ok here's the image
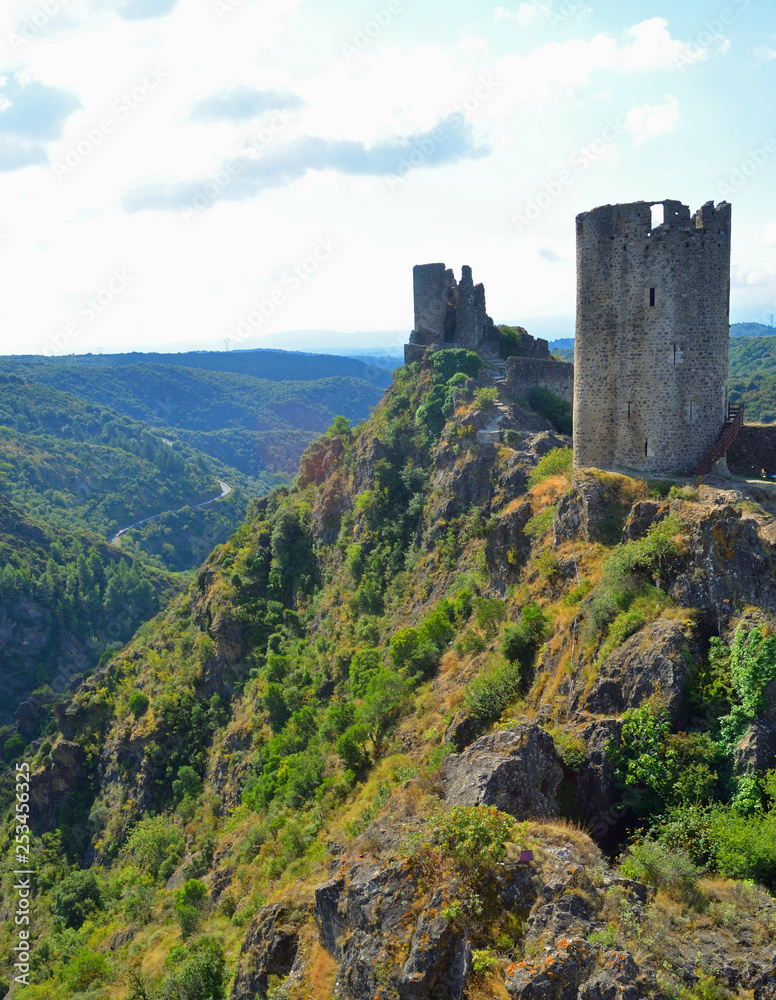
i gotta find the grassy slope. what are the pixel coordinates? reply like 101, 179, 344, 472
2, 353, 775, 998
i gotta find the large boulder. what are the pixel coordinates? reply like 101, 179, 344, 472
440, 723, 562, 819
735, 721, 776, 775
582, 619, 697, 724
230, 903, 302, 1000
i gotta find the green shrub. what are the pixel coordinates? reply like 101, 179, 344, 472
64, 949, 111, 991
50, 869, 103, 929
463, 658, 524, 728
124, 815, 185, 882
429, 348, 483, 383
620, 840, 701, 903
528, 386, 572, 435
473, 387, 499, 410
498, 325, 525, 359
729, 624, 776, 716
336, 723, 371, 772
128, 690, 149, 718
172, 765, 203, 802
527, 447, 572, 487
349, 647, 382, 697
709, 807, 776, 887
524, 507, 554, 539
501, 601, 549, 665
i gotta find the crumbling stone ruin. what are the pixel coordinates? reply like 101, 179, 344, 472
573, 200, 733, 476
404, 264, 574, 405
404, 263, 499, 363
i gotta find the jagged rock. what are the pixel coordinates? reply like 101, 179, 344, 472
524, 891, 595, 944
485, 500, 533, 587
353, 436, 388, 494
529, 430, 569, 457
622, 500, 669, 541
735, 720, 776, 775
574, 720, 626, 847
581, 619, 697, 723
670, 503, 776, 627
505, 938, 599, 999
440, 723, 562, 819
396, 889, 471, 999
230, 903, 303, 1000
28, 740, 87, 831
506, 942, 645, 1000
428, 444, 494, 524
314, 855, 472, 1000
312, 474, 353, 544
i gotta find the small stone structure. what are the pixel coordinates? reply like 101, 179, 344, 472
573, 199, 732, 476
404, 263, 500, 363
404, 264, 575, 405
505, 354, 574, 403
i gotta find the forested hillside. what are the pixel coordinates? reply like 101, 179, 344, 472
0, 360, 385, 478
3, 348, 775, 1000
729, 336, 776, 423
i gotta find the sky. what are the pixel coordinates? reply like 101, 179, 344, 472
0, 0, 774, 356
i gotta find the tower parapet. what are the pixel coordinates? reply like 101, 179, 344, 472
573, 199, 732, 475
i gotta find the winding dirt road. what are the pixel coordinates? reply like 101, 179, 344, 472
110, 480, 232, 545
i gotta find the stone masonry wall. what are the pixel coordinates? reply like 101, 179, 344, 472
728, 424, 776, 478
505, 356, 574, 403
573, 200, 732, 476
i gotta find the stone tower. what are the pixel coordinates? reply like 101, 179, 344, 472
573, 199, 732, 475
404, 264, 497, 363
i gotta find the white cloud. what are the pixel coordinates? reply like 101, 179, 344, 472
755, 46, 776, 62
495, 2, 551, 26
624, 95, 679, 146
491, 18, 710, 116
495, 1, 590, 27
762, 223, 776, 247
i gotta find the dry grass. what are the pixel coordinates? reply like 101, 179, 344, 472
524, 818, 602, 867
308, 941, 338, 999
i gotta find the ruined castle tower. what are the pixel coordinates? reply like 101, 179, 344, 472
573, 200, 732, 475
404, 264, 497, 363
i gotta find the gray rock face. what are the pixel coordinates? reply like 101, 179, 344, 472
441, 723, 562, 819
485, 500, 533, 587
735, 720, 776, 775
29, 740, 87, 832
230, 903, 302, 1000
582, 619, 697, 723
313, 857, 471, 1000
574, 720, 625, 845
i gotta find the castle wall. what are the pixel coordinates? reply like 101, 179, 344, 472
405, 263, 496, 362
727, 425, 776, 478
573, 200, 731, 475
505, 356, 574, 403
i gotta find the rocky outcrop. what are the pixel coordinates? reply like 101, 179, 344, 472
28, 740, 87, 831
485, 500, 533, 588
230, 903, 303, 1000
670, 500, 776, 627
735, 720, 776, 775
573, 719, 626, 847
312, 855, 472, 1000
581, 619, 697, 724
441, 723, 562, 819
